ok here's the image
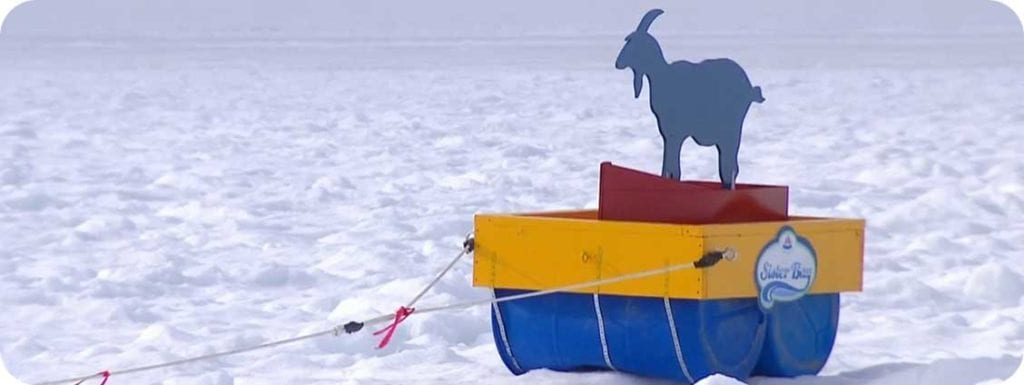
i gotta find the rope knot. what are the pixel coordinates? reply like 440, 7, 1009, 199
373, 306, 415, 349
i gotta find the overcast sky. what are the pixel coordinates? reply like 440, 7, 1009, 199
2, 0, 1022, 39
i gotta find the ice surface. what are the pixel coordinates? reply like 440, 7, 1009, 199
1, 17, 1024, 385
3, 0, 1023, 39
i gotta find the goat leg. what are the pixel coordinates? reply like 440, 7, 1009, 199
660, 134, 684, 180
716, 142, 740, 190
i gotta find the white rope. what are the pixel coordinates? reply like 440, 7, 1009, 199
593, 294, 616, 371
31, 312, 399, 385
664, 297, 695, 383
412, 260, 700, 316
490, 290, 523, 373
30, 242, 718, 385
405, 241, 472, 308
32, 242, 474, 385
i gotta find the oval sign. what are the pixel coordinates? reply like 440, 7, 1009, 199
755, 226, 818, 310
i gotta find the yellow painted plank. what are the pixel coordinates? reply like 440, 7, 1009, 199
474, 214, 706, 298
473, 212, 864, 300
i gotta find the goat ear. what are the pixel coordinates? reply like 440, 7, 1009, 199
632, 69, 643, 98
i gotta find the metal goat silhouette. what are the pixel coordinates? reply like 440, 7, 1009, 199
616, 9, 764, 190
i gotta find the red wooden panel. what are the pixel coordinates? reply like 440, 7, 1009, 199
598, 162, 789, 224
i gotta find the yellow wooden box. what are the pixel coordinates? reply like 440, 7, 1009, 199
473, 210, 864, 300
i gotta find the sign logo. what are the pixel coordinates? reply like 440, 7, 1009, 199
755, 226, 817, 310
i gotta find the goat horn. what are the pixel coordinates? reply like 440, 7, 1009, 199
635, 9, 664, 33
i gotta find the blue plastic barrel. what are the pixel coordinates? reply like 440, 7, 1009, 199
491, 289, 766, 383
753, 293, 840, 377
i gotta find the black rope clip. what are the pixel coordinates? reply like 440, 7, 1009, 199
342, 321, 364, 334
694, 251, 725, 268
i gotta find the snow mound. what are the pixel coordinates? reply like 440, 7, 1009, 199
697, 374, 748, 385
965, 263, 1024, 306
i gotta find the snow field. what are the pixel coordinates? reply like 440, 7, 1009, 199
1, 50, 1023, 384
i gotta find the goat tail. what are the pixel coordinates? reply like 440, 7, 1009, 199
751, 86, 766, 103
